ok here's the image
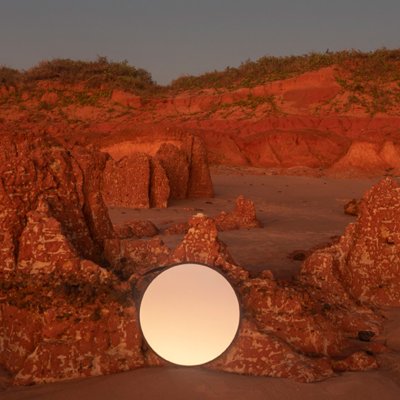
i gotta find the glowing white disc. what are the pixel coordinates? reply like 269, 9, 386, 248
139, 263, 240, 366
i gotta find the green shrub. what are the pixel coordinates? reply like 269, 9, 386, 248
0, 66, 22, 86
24, 56, 158, 94
170, 49, 400, 92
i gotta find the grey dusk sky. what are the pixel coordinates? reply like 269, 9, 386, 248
1, 0, 399, 84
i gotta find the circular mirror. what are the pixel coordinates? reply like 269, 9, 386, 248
139, 263, 240, 366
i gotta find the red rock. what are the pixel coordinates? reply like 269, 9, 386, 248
111, 89, 142, 108
120, 237, 171, 275
344, 198, 360, 216
301, 177, 400, 307
0, 132, 144, 385
17, 198, 83, 277
184, 135, 214, 198
113, 223, 136, 239
156, 143, 189, 199
113, 220, 158, 239
13, 304, 143, 385
340, 178, 400, 305
0, 133, 115, 272
214, 195, 262, 231
0, 132, 394, 386
379, 140, 400, 169
0, 305, 42, 374
163, 222, 189, 235
208, 319, 334, 383
169, 213, 249, 284
329, 142, 389, 176
100, 131, 213, 201
240, 277, 350, 357
331, 351, 378, 372
102, 153, 150, 208
64, 144, 116, 261
299, 249, 383, 336
127, 220, 159, 238
149, 158, 170, 208
102, 153, 170, 209
40, 91, 58, 106
143, 348, 168, 367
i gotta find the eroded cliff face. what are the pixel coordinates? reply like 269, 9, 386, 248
2, 64, 400, 177
101, 134, 213, 209
0, 133, 143, 385
0, 132, 398, 385
0, 132, 114, 271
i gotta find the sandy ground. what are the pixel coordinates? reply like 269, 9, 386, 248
3, 171, 400, 399
110, 169, 381, 279
3, 367, 400, 400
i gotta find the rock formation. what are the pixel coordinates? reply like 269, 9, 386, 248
0, 133, 114, 271
0, 133, 143, 385
302, 177, 400, 306
0, 136, 397, 385
169, 214, 250, 284
214, 195, 262, 231
163, 222, 189, 235
102, 137, 213, 209
155, 143, 189, 199
183, 135, 215, 198
113, 220, 159, 239
344, 198, 361, 216
329, 141, 400, 177
149, 158, 170, 208
102, 151, 179, 209
149, 213, 382, 382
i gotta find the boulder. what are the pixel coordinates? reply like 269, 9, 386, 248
214, 195, 262, 231
11, 303, 143, 386
208, 319, 334, 383
119, 237, 171, 275
344, 198, 360, 216
163, 222, 189, 235
169, 213, 249, 284
301, 177, 400, 306
156, 143, 189, 199
113, 220, 159, 239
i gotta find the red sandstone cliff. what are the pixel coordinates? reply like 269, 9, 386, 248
1, 59, 400, 177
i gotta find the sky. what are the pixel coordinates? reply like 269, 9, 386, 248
1, 0, 400, 84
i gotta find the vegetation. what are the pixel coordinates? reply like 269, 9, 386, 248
170, 48, 400, 92
335, 49, 400, 114
169, 48, 400, 114
0, 66, 22, 87
1, 57, 158, 94
1, 49, 400, 114
218, 94, 280, 115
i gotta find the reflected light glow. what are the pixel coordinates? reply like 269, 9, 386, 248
139, 263, 240, 366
